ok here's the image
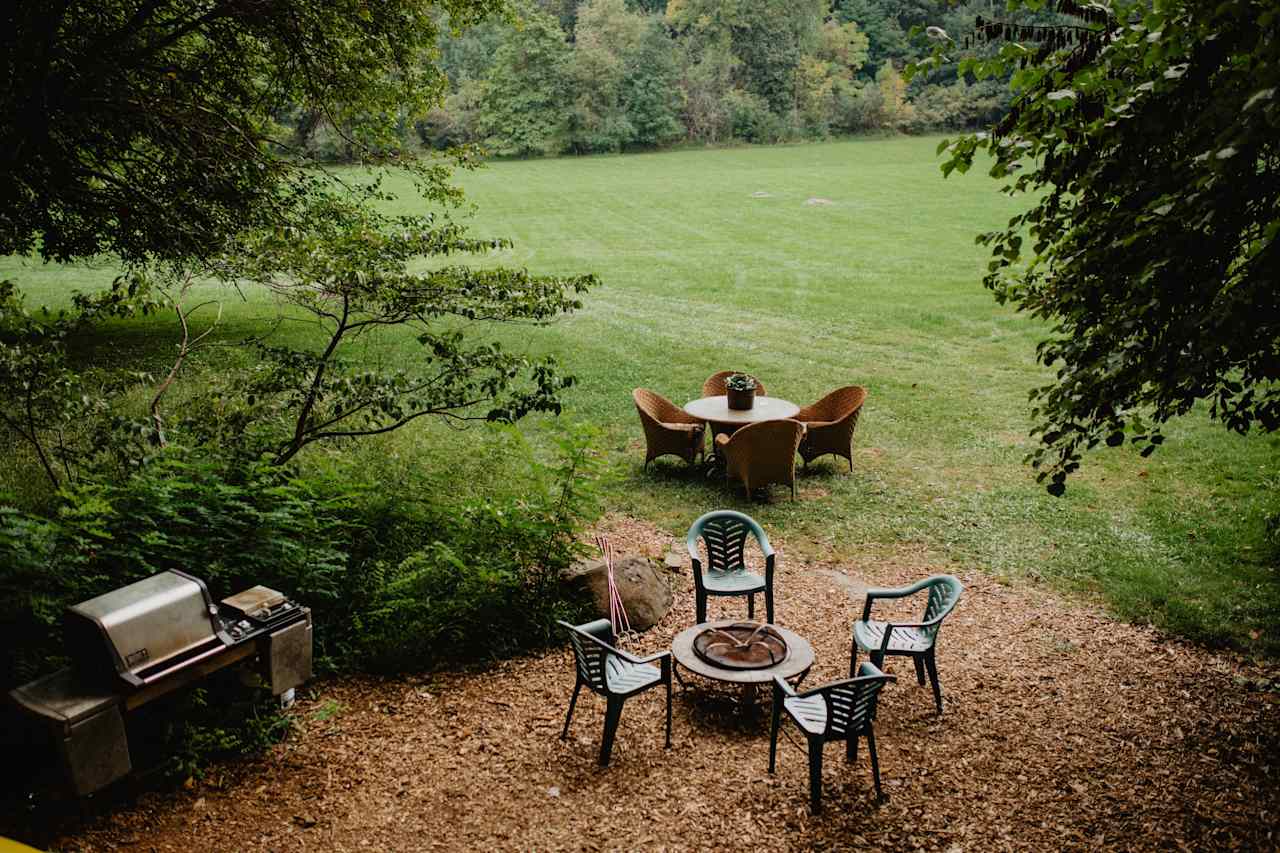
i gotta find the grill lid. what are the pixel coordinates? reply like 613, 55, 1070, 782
65, 570, 227, 688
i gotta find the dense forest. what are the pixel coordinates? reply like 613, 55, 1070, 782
289, 0, 1051, 159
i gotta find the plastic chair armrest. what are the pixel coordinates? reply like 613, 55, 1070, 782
865, 585, 918, 600
621, 649, 672, 666
793, 668, 897, 700
861, 580, 931, 620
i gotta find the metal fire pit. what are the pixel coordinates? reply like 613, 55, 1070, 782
692, 621, 788, 670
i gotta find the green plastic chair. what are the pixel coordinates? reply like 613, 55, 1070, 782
850, 574, 963, 714
558, 619, 672, 766
769, 662, 896, 813
686, 510, 775, 624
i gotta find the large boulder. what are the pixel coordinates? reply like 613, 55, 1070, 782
560, 554, 673, 632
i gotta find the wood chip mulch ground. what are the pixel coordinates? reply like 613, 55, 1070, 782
14, 516, 1280, 851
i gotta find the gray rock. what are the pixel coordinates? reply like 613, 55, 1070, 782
561, 554, 673, 632
663, 550, 684, 571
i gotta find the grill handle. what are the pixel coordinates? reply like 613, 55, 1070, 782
136, 641, 229, 685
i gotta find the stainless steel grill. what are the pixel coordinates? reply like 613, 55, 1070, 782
9, 570, 312, 795
65, 570, 227, 688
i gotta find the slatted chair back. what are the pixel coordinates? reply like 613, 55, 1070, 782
920, 575, 963, 641
702, 371, 768, 398
690, 510, 765, 573
686, 510, 776, 623
557, 618, 673, 765
769, 662, 897, 811
562, 619, 615, 694
821, 663, 893, 739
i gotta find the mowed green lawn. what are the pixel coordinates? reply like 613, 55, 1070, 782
4, 136, 1277, 655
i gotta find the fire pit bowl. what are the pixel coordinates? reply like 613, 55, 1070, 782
692, 621, 788, 670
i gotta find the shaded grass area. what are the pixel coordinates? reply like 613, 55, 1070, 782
2, 136, 1277, 655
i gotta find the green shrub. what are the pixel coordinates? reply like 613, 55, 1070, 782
0, 423, 600, 779
724, 89, 785, 144
361, 424, 599, 670
2, 429, 600, 683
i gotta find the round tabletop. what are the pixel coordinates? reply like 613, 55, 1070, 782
671, 620, 815, 685
684, 395, 800, 425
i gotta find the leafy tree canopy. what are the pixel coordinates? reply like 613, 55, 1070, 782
917, 0, 1280, 493
0, 0, 503, 264
0, 0, 596, 481
479, 2, 574, 156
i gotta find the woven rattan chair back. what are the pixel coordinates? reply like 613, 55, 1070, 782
716, 418, 805, 499
702, 371, 768, 398
796, 385, 867, 471
633, 388, 705, 470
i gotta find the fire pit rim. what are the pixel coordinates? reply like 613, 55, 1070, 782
690, 620, 790, 671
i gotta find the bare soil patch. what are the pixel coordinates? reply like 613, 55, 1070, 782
13, 517, 1280, 851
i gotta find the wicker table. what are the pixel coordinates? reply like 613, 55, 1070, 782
671, 620, 814, 692
684, 395, 801, 476
683, 394, 800, 427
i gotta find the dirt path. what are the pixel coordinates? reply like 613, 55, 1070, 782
14, 518, 1280, 851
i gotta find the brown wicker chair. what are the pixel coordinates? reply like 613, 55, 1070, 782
633, 388, 706, 470
701, 371, 768, 398
796, 386, 867, 472
715, 419, 805, 500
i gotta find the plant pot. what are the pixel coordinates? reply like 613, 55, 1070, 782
726, 387, 755, 410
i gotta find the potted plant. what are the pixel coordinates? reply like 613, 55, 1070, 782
725, 373, 757, 410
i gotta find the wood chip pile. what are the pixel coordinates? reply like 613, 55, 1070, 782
12, 517, 1280, 851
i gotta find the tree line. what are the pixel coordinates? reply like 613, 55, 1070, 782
289, 0, 1040, 160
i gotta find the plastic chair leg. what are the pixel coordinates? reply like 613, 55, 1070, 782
561, 681, 582, 740
867, 727, 884, 803
808, 736, 824, 814
765, 586, 774, 624
696, 590, 707, 624
747, 593, 755, 620
599, 696, 624, 766
925, 650, 943, 714
664, 674, 673, 748
768, 692, 782, 773
913, 657, 926, 686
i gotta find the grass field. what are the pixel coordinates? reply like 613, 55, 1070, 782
3, 135, 1277, 655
